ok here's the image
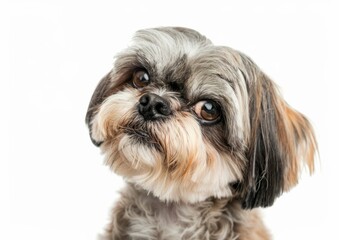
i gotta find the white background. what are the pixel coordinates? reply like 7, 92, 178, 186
1, 0, 338, 239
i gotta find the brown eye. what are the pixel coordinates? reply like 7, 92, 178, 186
193, 100, 221, 123
132, 70, 150, 88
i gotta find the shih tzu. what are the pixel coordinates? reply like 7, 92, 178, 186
86, 27, 317, 240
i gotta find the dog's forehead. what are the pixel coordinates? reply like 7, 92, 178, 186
131, 28, 211, 73
188, 48, 242, 86
129, 28, 246, 97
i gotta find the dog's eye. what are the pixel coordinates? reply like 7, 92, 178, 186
193, 100, 221, 123
132, 70, 150, 88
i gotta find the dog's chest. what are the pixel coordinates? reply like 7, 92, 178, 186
125, 196, 238, 240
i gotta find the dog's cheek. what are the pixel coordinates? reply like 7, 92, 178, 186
154, 112, 244, 182
191, 141, 244, 196
90, 88, 139, 143
155, 114, 243, 201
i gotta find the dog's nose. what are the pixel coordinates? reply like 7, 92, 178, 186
138, 93, 171, 120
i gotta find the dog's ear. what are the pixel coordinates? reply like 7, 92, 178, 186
85, 72, 113, 146
240, 60, 317, 209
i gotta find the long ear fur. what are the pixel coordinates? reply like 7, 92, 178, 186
241, 61, 317, 209
85, 72, 113, 146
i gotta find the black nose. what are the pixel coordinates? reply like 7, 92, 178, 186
138, 93, 171, 120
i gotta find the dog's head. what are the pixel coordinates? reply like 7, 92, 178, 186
86, 27, 317, 208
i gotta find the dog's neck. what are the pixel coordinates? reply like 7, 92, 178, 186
102, 183, 270, 240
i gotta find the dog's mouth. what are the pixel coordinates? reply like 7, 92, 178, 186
124, 128, 150, 139
123, 127, 164, 152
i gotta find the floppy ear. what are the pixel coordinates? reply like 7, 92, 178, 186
85, 72, 113, 146
241, 67, 317, 209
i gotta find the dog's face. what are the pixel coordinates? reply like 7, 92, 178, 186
86, 27, 317, 208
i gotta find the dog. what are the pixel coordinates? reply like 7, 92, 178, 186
86, 27, 317, 240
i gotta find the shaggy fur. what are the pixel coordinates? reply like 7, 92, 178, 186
86, 27, 317, 239
100, 184, 270, 240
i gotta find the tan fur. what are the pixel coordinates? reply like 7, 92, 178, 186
86, 27, 317, 239
282, 104, 316, 189
235, 210, 271, 240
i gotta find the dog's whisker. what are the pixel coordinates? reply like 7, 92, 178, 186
86, 27, 317, 239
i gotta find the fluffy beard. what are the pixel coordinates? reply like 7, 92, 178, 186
91, 87, 245, 203
86, 27, 317, 209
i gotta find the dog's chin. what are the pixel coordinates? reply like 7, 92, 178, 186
99, 125, 243, 204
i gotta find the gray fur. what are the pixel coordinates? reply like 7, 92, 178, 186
86, 27, 316, 240
99, 184, 264, 240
